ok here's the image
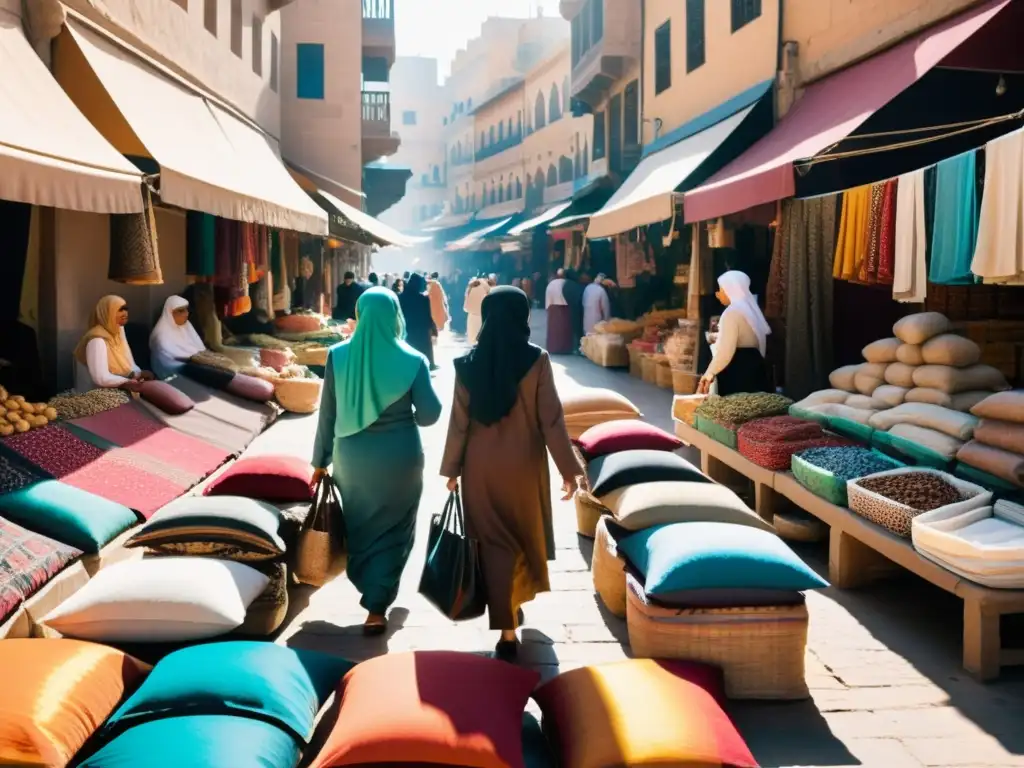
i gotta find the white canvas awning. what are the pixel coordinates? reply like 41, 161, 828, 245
0, 11, 142, 213
314, 189, 421, 248
508, 201, 572, 236
65, 18, 327, 235
586, 104, 756, 239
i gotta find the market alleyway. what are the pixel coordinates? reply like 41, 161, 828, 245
249, 311, 1024, 768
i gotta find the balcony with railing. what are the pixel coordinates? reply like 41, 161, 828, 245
569, 0, 641, 110
362, 0, 396, 67
475, 131, 523, 163
361, 91, 400, 161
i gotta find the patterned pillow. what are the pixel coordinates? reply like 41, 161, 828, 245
0, 450, 43, 496
0, 516, 82, 625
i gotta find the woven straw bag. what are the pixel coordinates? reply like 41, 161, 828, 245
625, 574, 810, 700
575, 491, 606, 538
274, 378, 322, 414
592, 517, 626, 618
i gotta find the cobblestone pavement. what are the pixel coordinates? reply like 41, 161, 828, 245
250, 313, 1024, 768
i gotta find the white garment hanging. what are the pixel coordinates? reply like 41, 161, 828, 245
893, 169, 928, 303
972, 127, 1024, 285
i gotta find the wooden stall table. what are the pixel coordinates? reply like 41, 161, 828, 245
673, 419, 781, 523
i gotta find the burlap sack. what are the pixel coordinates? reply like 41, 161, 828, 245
921, 334, 982, 368
872, 385, 909, 408
970, 391, 1024, 424
912, 364, 1009, 395
829, 364, 862, 392
893, 312, 950, 345
863, 338, 900, 364
854, 363, 887, 395
896, 344, 925, 366
884, 362, 917, 388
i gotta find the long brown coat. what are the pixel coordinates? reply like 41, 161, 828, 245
441, 352, 582, 630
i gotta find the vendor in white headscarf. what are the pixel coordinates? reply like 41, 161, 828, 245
698, 271, 771, 396
149, 295, 206, 379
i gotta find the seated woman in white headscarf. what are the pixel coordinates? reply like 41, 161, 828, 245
698, 271, 772, 396
149, 295, 207, 379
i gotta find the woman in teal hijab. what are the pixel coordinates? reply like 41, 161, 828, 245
312, 287, 442, 634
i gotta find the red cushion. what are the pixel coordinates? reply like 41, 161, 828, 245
225, 373, 276, 403
204, 455, 314, 502
308, 651, 539, 768
576, 419, 683, 459
138, 381, 194, 415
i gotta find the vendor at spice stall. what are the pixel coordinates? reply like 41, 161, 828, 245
73, 295, 154, 392
697, 271, 771, 396
149, 295, 207, 379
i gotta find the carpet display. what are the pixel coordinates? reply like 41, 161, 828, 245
61, 452, 188, 520
3, 424, 106, 479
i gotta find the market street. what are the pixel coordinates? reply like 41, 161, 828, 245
242, 316, 1024, 768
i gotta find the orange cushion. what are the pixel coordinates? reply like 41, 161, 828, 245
534, 659, 757, 768
308, 651, 539, 768
0, 639, 150, 768
561, 387, 640, 417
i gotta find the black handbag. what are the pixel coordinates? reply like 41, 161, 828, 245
418, 488, 487, 621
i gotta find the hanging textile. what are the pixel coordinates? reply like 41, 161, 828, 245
109, 185, 162, 285
972, 128, 1024, 285
832, 185, 872, 281
857, 183, 886, 284
928, 150, 978, 286
785, 194, 839, 400
876, 179, 897, 285
186, 212, 216, 278
893, 169, 928, 303
765, 207, 790, 320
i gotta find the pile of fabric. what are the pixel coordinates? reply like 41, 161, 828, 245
953, 391, 1024, 496
572, 418, 826, 700
0, 639, 764, 768
694, 392, 793, 449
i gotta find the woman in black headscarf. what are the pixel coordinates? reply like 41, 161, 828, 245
440, 287, 584, 661
398, 272, 436, 368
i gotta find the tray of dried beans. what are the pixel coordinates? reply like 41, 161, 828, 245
737, 416, 854, 471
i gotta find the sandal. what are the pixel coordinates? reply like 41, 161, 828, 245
363, 615, 387, 637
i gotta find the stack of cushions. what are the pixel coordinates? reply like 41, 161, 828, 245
616, 521, 827, 699
0, 639, 150, 768
0, 480, 138, 554
868, 402, 980, 470
307, 651, 539, 768
736, 415, 852, 470
560, 388, 641, 440
124, 496, 290, 635
534, 659, 757, 768
572, 422, 684, 538
953, 391, 1024, 495
846, 467, 992, 539
1, 517, 82, 631
693, 393, 793, 449
820, 313, 1009, 441
76, 641, 352, 767
912, 499, 1024, 588
791, 446, 904, 506
39, 557, 269, 642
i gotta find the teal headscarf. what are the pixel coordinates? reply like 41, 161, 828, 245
330, 287, 425, 438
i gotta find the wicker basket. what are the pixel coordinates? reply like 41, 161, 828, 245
628, 346, 644, 378
294, 346, 329, 367
626, 575, 809, 700
847, 467, 991, 539
236, 563, 289, 636
592, 517, 627, 618
641, 355, 658, 384
772, 509, 828, 543
791, 451, 903, 506
274, 378, 322, 414
655, 361, 674, 390
575, 491, 607, 538
671, 367, 699, 395
695, 414, 738, 449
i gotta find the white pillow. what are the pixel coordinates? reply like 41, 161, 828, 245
41, 558, 269, 642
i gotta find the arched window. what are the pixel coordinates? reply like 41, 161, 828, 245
559, 155, 573, 183
498, 184, 505, 203
535, 168, 545, 188
583, 139, 590, 176
515, 178, 523, 198
547, 164, 558, 186
563, 76, 571, 112
479, 131, 485, 148
534, 92, 546, 130
490, 185, 496, 205
508, 117, 514, 138
506, 180, 513, 200
433, 165, 441, 182
489, 126, 495, 144
549, 84, 562, 122
499, 122, 505, 141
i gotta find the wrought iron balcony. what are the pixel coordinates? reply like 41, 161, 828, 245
474, 132, 524, 163
361, 91, 392, 135
362, 0, 395, 67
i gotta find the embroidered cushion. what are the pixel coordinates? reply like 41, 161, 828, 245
575, 420, 682, 459
0, 481, 137, 554
587, 450, 709, 499
308, 651, 538, 768
0, 517, 81, 625
138, 380, 194, 415
124, 496, 285, 562
0, 639, 149, 768
204, 455, 315, 502
534, 659, 757, 768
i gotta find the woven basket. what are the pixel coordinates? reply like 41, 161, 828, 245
847, 467, 991, 539
641, 355, 658, 384
575, 491, 607, 538
772, 509, 828, 543
592, 517, 627, 618
274, 378, 322, 414
695, 414, 738, 449
294, 346, 329, 367
628, 346, 644, 377
626, 575, 810, 700
655, 361, 674, 390
671, 367, 699, 395
236, 563, 289, 636
791, 451, 903, 506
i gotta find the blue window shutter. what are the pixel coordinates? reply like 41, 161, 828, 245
296, 43, 325, 99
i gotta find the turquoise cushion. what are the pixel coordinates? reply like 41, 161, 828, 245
618, 521, 829, 595
79, 715, 300, 768
0, 480, 137, 553
522, 712, 555, 768
100, 641, 354, 743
